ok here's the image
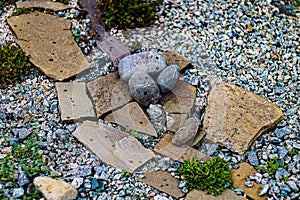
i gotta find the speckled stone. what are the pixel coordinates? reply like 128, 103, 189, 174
128, 71, 160, 106
157, 65, 180, 94
118, 51, 166, 81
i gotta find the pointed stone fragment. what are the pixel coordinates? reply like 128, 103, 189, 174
231, 162, 268, 200
202, 82, 284, 154
185, 189, 247, 200
87, 72, 132, 118
154, 134, 210, 163
104, 102, 157, 137
16, 0, 72, 11
56, 82, 96, 123
162, 50, 191, 71
138, 170, 184, 199
72, 121, 155, 173
7, 12, 90, 81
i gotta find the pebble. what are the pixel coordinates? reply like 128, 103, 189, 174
259, 184, 269, 196
275, 168, 289, 180
247, 151, 259, 166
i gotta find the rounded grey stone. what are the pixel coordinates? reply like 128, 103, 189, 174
128, 71, 160, 106
157, 65, 180, 94
172, 117, 199, 147
118, 51, 166, 81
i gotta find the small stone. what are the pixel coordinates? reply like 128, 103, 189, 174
259, 184, 269, 196
34, 176, 77, 200
244, 179, 254, 188
128, 71, 160, 106
286, 181, 299, 192
280, 183, 291, 193
157, 65, 180, 94
147, 104, 167, 133
275, 168, 289, 180
79, 165, 92, 177
118, 51, 166, 81
278, 147, 288, 159
18, 166, 29, 187
71, 177, 84, 189
12, 128, 30, 140
275, 127, 291, 139
12, 187, 24, 198
247, 151, 259, 166
172, 117, 199, 147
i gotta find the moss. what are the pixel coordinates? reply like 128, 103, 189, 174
10, 7, 54, 17
98, 0, 164, 30
0, 44, 31, 85
256, 156, 286, 175
178, 157, 233, 196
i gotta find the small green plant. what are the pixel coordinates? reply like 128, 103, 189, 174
256, 156, 286, 175
0, 44, 31, 85
178, 157, 233, 196
288, 149, 298, 156
11, 7, 54, 17
98, 0, 163, 30
131, 130, 141, 138
120, 170, 131, 179
282, 176, 289, 182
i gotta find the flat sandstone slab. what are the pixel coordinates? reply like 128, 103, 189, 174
104, 102, 157, 137
162, 50, 191, 71
185, 189, 247, 200
72, 121, 155, 173
17, 0, 72, 11
138, 170, 184, 199
154, 134, 210, 163
56, 82, 96, 123
7, 12, 90, 80
87, 72, 132, 118
202, 82, 284, 154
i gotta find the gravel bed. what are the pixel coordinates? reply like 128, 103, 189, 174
0, 0, 299, 199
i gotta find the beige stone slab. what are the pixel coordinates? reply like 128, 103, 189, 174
87, 72, 132, 118
104, 102, 157, 137
55, 82, 96, 123
72, 121, 155, 173
231, 162, 268, 200
160, 80, 196, 115
16, 0, 72, 11
185, 189, 247, 200
202, 82, 284, 154
7, 12, 90, 81
138, 170, 184, 199
34, 176, 77, 200
154, 134, 210, 163
162, 50, 191, 71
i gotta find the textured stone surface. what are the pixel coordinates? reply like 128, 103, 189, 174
16, 0, 72, 11
231, 162, 268, 200
55, 82, 96, 123
203, 82, 284, 154
185, 189, 247, 200
162, 50, 191, 70
160, 80, 196, 115
33, 176, 77, 200
87, 72, 132, 118
166, 113, 188, 132
154, 134, 210, 163
97, 37, 130, 66
72, 121, 155, 173
7, 12, 90, 81
128, 71, 160, 106
157, 64, 180, 94
137, 170, 184, 199
172, 117, 199, 147
104, 102, 157, 137
147, 104, 167, 133
118, 51, 166, 81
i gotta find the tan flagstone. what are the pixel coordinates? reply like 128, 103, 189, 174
16, 0, 72, 11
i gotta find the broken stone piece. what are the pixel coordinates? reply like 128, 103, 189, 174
104, 102, 157, 137
72, 121, 155, 173
7, 12, 90, 81
154, 134, 210, 163
162, 50, 191, 70
138, 170, 184, 199
33, 176, 77, 200
202, 82, 284, 154
231, 162, 268, 200
118, 51, 166, 81
87, 72, 132, 118
147, 104, 167, 133
128, 71, 160, 106
55, 82, 96, 123
185, 189, 247, 200
172, 117, 199, 147
16, 0, 72, 11
97, 37, 130, 66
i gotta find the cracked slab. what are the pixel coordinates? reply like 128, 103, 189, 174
72, 121, 155, 173
202, 82, 284, 154
104, 102, 157, 137
16, 0, 72, 11
55, 82, 96, 123
7, 12, 90, 80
